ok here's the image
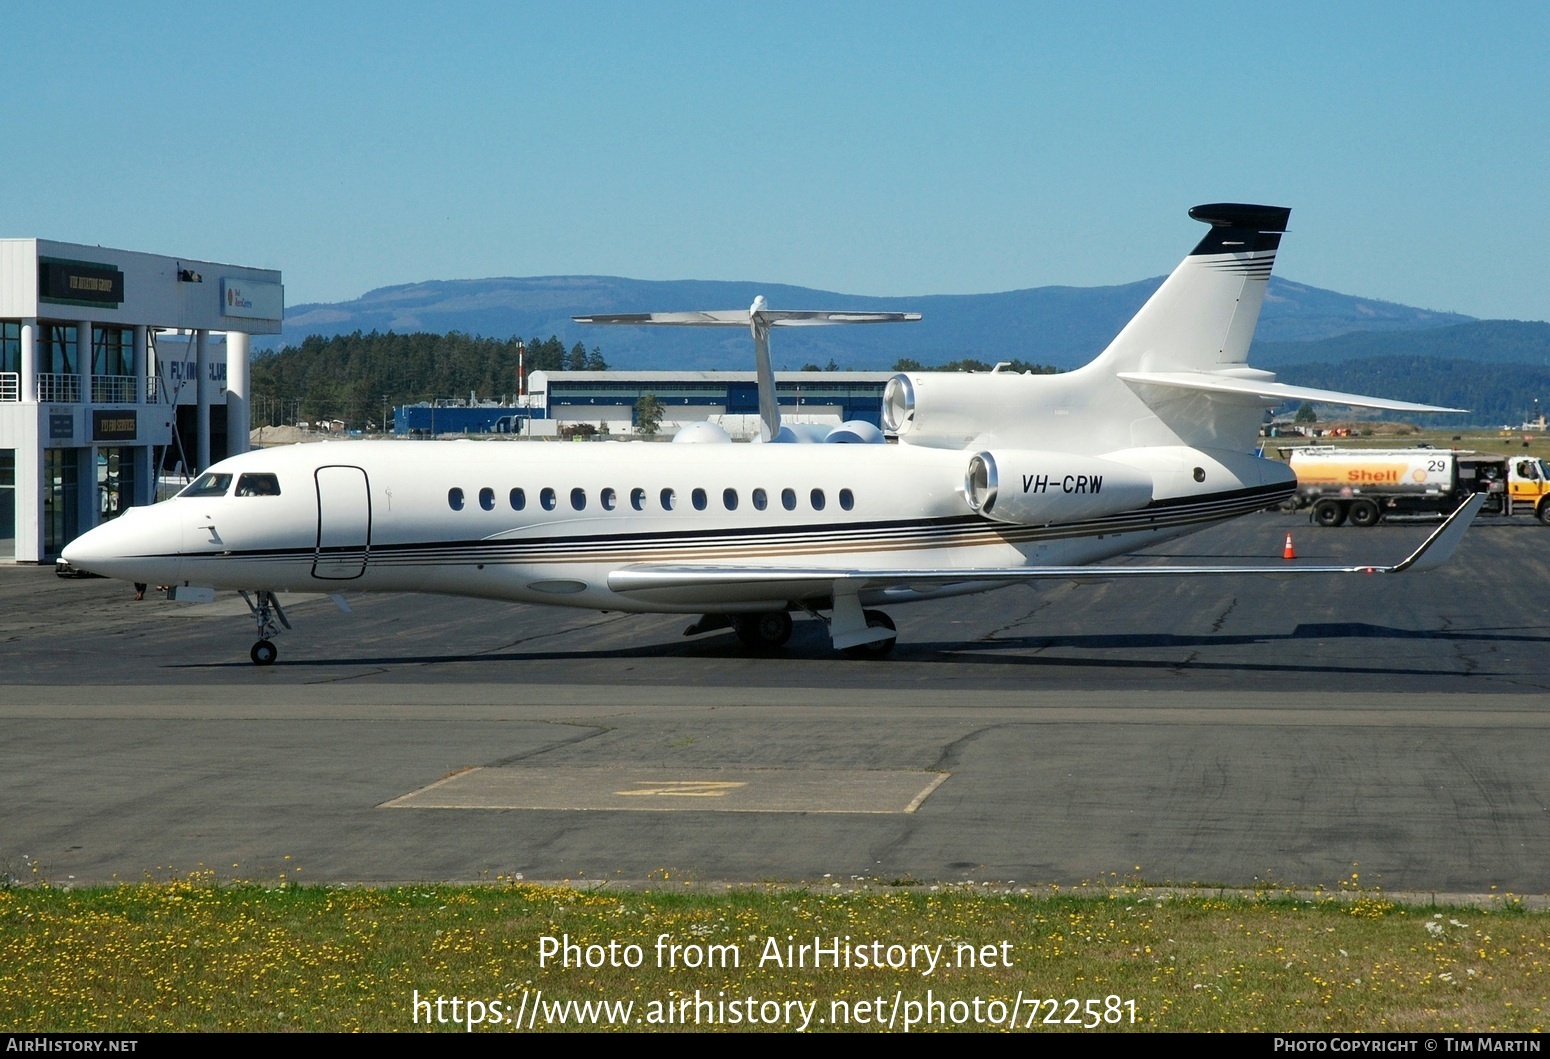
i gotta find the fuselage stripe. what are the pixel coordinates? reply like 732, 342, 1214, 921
175, 482, 1293, 570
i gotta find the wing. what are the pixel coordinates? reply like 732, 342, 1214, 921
607, 493, 1484, 603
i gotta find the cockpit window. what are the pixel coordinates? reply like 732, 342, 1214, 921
236, 473, 281, 497
179, 473, 233, 498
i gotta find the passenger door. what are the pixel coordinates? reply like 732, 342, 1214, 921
313, 465, 371, 579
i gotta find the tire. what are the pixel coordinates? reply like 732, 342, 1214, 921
1348, 499, 1381, 527
1313, 500, 1347, 528
842, 610, 897, 659
250, 640, 278, 666
1538, 500, 1550, 526
732, 611, 793, 649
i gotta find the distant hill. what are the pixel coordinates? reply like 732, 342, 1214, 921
1275, 354, 1550, 427
275, 275, 1475, 371
1255, 320, 1550, 368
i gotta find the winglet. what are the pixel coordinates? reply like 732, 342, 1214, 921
1387, 493, 1486, 573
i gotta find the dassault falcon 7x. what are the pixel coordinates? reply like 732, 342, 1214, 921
62, 204, 1479, 665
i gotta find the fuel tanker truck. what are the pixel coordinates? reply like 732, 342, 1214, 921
1283, 446, 1550, 527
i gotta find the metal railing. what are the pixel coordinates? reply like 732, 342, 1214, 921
36, 373, 81, 403
145, 376, 159, 402
91, 374, 138, 404
0, 372, 17, 402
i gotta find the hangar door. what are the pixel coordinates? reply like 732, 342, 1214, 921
313, 465, 372, 580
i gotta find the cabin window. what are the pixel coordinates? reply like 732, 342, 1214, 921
811, 488, 826, 511
571, 487, 586, 511
752, 488, 767, 511
510, 487, 526, 511
839, 488, 854, 511
660, 487, 676, 511
448, 487, 465, 511
781, 488, 796, 511
180, 473, 233, 498
235, 473, 281, 497
692, 488, 707, 511
601, 487, 617, 511
723, 488, 738, 511
479, 487, 495, 511
540, 487, 557, 511
631, 487, 646, 511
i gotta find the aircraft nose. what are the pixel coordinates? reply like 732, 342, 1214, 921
61, 508, 181, 583
60, 522, 114, 571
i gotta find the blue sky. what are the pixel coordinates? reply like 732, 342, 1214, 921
5, 2, 1546, 320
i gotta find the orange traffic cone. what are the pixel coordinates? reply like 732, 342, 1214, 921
1283, 533, 1296, 560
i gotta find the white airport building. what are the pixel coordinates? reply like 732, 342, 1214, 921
0, 240, 281, 562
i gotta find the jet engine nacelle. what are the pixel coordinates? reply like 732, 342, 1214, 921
885, 372, 1058, 447
964, 449, 1153, 525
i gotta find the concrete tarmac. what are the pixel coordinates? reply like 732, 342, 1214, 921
3, 511, 1548, 893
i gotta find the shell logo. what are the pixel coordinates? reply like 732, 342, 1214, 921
1412, 469, 1427, 482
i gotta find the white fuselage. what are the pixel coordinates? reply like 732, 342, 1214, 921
62, 435, 1293, 614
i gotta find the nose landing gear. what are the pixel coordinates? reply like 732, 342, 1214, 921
239, 590, 291, 666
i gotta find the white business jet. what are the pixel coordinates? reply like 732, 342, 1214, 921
62, 204, 1478, 665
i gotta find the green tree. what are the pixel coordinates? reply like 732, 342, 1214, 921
1295, 402, 1318, 424
634, 392, 664, 439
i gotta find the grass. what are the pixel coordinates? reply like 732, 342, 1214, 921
2, 875, 1546, 1032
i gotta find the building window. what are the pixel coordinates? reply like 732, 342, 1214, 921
99, 447, 137, 519
92, 326, 133, 376
0, 450, 14, 559
43, 449, 78, 556
0, 323, 19, 375
40, 325, 78, 374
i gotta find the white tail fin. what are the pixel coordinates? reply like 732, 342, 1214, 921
1094, 203, 1290, 374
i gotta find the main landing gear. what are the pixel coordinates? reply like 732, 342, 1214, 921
239, 590, 291, 666
841, 610, 897, 659
689, 602, 898, 658
731, 610, 794, 650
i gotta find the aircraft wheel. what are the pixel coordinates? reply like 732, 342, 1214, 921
1313, 500, 1346, 528
732, 611, 793, 649
1348, 499, 1381, 527
250, 640, 278, 666
843, 610, 897, 659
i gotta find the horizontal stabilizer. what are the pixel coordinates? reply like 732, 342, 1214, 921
578, 298, 919, 443
608, 494, 1484, 598
574, 310, 920, 327
1117, 371, 1468, 414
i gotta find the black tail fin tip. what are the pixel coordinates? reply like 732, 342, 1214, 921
1187, 203, 1291, 256
1188, 203, 1291, 231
